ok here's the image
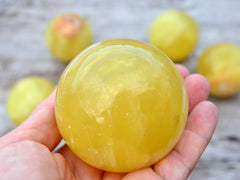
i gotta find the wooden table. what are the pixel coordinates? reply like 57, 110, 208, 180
0, 0, 240, 179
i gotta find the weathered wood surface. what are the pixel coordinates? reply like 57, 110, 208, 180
0, 0, 240, 179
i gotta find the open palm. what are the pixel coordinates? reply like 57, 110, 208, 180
0, 65, 218, 180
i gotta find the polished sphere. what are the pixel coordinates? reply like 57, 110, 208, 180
197, 43, 240, 98
55, 39, 188, 172
45, 13, 92, 62
149, 10, 198, 62
7, 77, 55, 125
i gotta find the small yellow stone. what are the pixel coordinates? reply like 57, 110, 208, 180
55, 39, 188, 172
197, 43, 240, 98
45, 13, 93, 62
149, 10, 198, 62
7, 77, 55, 125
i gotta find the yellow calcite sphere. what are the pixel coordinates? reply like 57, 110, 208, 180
45, 13, 93, 62
7, 77, 55, 126
197, 43, 240, 98
55, 39, 188, 172
149, 10, 198, 62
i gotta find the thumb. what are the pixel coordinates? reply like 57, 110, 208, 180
0, 88, 61, 151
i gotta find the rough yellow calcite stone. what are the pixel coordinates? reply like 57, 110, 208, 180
55, 39, 188, 172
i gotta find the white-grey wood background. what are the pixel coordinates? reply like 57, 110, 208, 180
0, 0, 240, 179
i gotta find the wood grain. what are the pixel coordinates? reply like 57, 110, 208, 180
0, 0, 240, 179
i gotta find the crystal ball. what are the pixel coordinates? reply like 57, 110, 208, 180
149, 10, 198, 62
55, 39, 188, 172
7, 76, 55, 125
197, 43, 240, 98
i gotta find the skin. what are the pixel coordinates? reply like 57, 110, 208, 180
0, 65, 218, 180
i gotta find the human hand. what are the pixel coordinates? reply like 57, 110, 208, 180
0, 65, 218, 180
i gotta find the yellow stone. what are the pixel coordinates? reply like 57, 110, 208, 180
55, 39, 188, 172
7, 76, 55, 126
45, 13, 93, 62
197, 43, 240, 98
149, 10, 198, 62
